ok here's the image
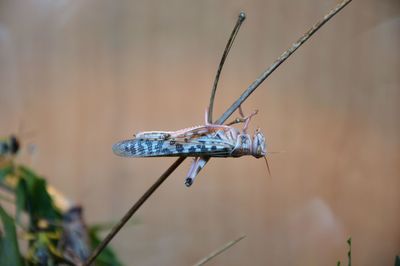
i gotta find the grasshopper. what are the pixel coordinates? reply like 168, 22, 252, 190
113, 11, 271, 187
113, 107, 268, 186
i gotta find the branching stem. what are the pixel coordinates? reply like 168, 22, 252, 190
84, 1, 352, 264
85, 157, 185, 265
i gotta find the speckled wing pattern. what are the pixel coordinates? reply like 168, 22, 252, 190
112, 134, 235, 158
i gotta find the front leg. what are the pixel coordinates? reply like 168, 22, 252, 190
242, 109, 258, 133
225, 106, 258, 130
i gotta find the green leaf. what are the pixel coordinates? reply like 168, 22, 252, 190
17, 165, 41, 188
29, 178, 59, 221
0, 205, 23, 266
0, 164, 14, 182
15, 179, 27, 223
88, 227, 123, 266
17, 165, 61, 222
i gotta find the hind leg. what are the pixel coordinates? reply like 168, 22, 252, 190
185, 156, 209, 187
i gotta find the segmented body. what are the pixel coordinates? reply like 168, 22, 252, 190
113, 109, 267, 186
113, 124, 266, 159
114, 128, 236, 158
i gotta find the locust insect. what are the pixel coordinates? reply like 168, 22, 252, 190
113, 107, 269, 186
113, 11, 271, 187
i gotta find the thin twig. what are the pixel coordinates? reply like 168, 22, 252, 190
193, 235, 246, 266
208, 12, 246, 123
197, 0, 353, 176
85, 157, 185, 265
216, 0, 352, 125
84, 1, 352, 264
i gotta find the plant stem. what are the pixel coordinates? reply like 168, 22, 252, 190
84, 157, 185, 266
193, 235, 246, 266
84, 1, 352, 264
216, 0, 352, 125
198, 0, 354, 176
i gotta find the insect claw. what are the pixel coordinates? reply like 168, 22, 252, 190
185, 178, 193, 187
185, 157, 199, 187
185, 157, 209, 187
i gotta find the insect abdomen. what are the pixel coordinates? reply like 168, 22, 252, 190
112, 138, 232, 157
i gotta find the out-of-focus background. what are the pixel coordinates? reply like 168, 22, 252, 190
0, 0, 399, 265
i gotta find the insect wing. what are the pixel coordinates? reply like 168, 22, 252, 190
112, 136, 234, 158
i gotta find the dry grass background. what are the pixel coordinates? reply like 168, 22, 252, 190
0, 0, 399, 265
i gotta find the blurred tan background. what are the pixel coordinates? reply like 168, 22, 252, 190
0, 0, 399, 265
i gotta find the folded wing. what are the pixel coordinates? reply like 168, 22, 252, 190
112, 136, 234, 158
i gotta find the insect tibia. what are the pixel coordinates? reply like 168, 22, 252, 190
185, 157, 208, 187
135, 131, 171, 140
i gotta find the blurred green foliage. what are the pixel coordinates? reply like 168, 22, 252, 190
0, 205, 23, 266
89, 227, 123, 266
0, 136, 124, 265
337, 237, 351, 266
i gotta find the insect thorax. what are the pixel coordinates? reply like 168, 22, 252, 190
231, 134, 252, 157
230, 131, 266, 158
